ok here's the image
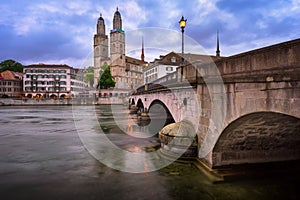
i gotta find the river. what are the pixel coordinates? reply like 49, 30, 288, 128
0, 105, 298, 200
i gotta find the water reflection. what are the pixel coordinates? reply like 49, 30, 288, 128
0, 106, 299, 199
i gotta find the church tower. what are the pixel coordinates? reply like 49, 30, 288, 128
94, 13, 109, 87
110, 7, 126, 88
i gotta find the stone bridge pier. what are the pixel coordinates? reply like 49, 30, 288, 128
197, 79, 300, 167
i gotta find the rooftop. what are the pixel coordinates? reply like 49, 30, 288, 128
0, 70, 23, 80
24, 64, 74, 69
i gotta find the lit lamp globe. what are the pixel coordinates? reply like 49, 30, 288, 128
179, 16, 186, 30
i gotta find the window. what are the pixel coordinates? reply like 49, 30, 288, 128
166, 67, 173, 71
171, 56, 176, 63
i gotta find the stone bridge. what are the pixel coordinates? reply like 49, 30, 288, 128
130, 38, 300, 168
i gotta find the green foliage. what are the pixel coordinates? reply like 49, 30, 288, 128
0, 59, 23, 73
97, 65, 116, 89
87, 66, 94, 73
84, 72, 94, 87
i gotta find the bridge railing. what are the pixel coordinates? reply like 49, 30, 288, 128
151, 71, 178, 85
136, 72, 178, 93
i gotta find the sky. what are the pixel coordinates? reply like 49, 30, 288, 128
0, 0, 299, 68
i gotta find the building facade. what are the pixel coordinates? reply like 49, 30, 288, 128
23, 64, 87, 98
0, 70, 23, 97
144, 52, 180, 84
144, 52, 222, 84
93, 8, 146, 92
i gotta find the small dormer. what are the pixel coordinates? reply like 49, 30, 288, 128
171, 56, 176, 63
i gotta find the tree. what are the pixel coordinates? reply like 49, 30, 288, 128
84, 72, 94, 87
87, 66, 94, 73
0, 59, 23, 73
97, 65, 116, 89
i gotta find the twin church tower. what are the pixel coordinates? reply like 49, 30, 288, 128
94, 8, 127, 89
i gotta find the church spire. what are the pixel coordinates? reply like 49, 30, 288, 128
113, 7, 122, 30
216, 30, 220, 57
141, 36, 145, 62
97, 12, 105, 36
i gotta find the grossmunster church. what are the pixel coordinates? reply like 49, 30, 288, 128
93, 8, 146, 92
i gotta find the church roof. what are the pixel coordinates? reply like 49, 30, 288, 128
114, 7, 121, 16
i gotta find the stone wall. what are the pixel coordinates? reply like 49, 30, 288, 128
212, 112, 300, 167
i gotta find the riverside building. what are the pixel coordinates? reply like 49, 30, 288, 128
23, 64, 87, 98
0, 70, 23, 98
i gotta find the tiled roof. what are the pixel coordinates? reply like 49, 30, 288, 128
125, 56, 147, 65
0, 70, 23, 80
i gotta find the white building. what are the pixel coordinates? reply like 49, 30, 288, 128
144, 52, 180, 84
144, 52, 222, 84
23, 64, 87, 98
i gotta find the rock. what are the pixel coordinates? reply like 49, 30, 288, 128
158, 120, 198, 159
159, 120, 195, 137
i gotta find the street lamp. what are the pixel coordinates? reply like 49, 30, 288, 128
179, 16, 186, 82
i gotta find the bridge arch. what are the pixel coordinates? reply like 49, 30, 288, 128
136, 98, 144, 111
212, 111, 300, 167
148, 99, 175, 126
131, 98, 135, 105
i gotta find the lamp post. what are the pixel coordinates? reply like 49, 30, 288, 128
179, 16, 186, 82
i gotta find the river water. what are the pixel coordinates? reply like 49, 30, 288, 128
0, 105, 298, 200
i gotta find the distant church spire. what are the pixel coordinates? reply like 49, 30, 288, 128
113, 7, 122, 29
97, 12, 106, 36
216, 30, 220, 57
141, 36, 145, 62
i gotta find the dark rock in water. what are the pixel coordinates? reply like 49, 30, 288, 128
159, 120, 198, 160
129, 105, 138, 114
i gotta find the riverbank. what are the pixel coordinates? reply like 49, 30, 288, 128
0, 97, 127, 106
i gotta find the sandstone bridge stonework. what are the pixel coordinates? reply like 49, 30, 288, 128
130, 38, 300, 168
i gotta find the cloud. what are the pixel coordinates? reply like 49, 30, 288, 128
0, 0, 300, 67
119, 0, 147, 30
266, 0, 300, 20
125, 27, 206, 62
33, 0, 92, 16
